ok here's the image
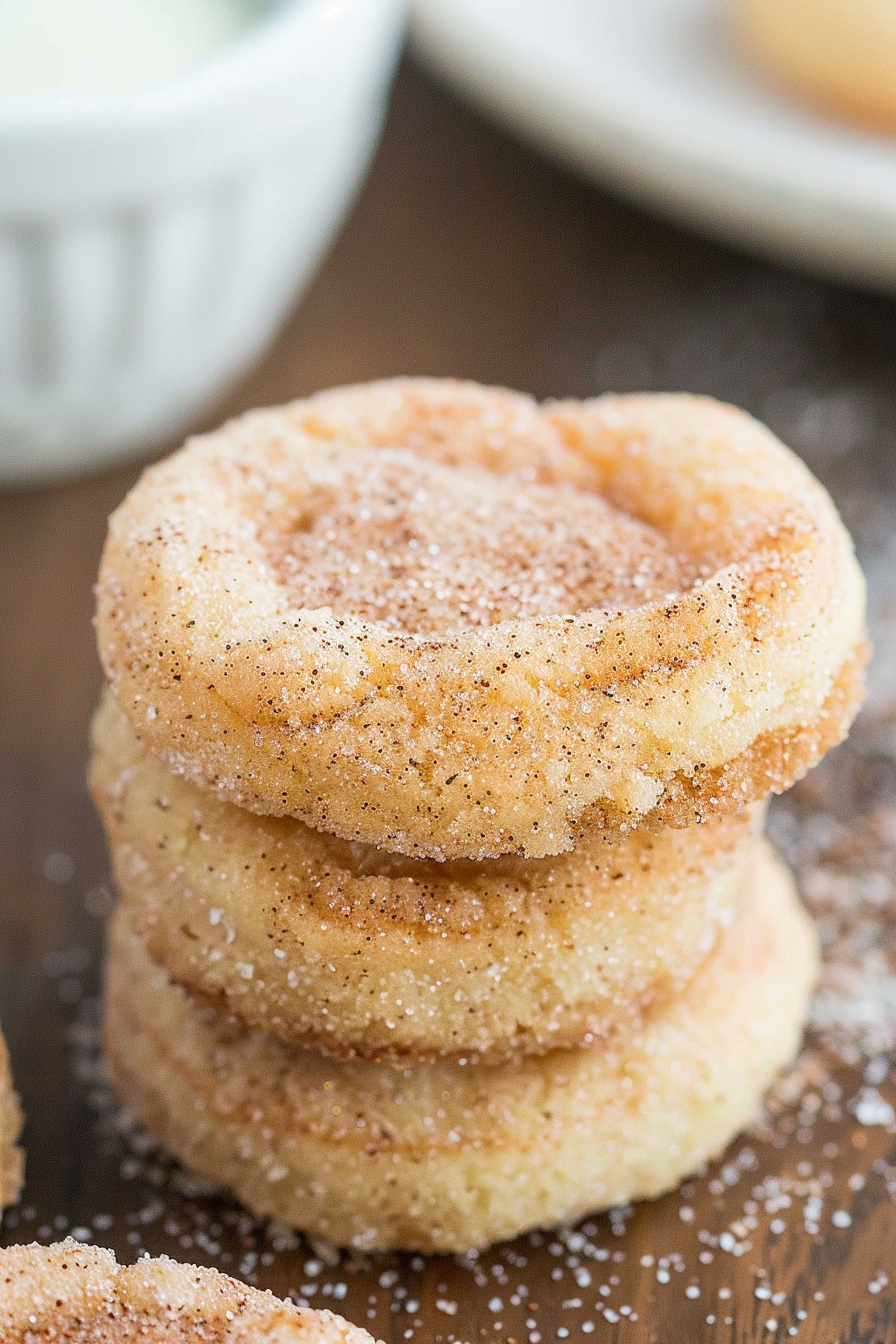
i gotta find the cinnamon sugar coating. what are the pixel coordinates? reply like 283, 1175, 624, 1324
0, 1024, 23, 1211
265, 447, 694, 635
103, 842, 817, 1253
91, 690, 756, 1062
96, 380, 867, 859
0, 1239, 379, 1342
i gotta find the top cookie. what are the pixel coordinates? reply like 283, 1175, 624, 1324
96, 379, 867, 859
0, 1239, 378, 1343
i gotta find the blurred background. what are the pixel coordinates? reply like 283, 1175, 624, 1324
3, 0, 896, 1337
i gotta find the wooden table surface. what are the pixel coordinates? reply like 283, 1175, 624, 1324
3, 56, 896, 1344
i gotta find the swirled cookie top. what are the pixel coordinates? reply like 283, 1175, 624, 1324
262, 446, 696, 635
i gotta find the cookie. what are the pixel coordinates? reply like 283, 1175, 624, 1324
738, 0, 896, 135
91, 689, 756, 1061
0, 1238, 379, 1342
103, 840, 817, 1252
96, 381, 866, 859
0, 1025, 23, 1211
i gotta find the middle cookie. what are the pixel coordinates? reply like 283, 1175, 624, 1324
92, 691, 757, 1062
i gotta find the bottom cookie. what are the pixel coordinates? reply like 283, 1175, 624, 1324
0, 1238, 379, 1342
0, 1025, 23, 1211
104, 841, 818, 1253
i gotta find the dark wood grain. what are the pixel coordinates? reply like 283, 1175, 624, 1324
3, 56, 896, 1344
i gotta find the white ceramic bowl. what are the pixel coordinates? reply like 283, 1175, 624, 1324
0, 0, 405, 485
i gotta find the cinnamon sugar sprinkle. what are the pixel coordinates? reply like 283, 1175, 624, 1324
266, 448, 695, 635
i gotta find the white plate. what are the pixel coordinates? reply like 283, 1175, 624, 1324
412, 0, 896, 292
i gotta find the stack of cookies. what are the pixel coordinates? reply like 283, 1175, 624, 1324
92, 379, 868, 1253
